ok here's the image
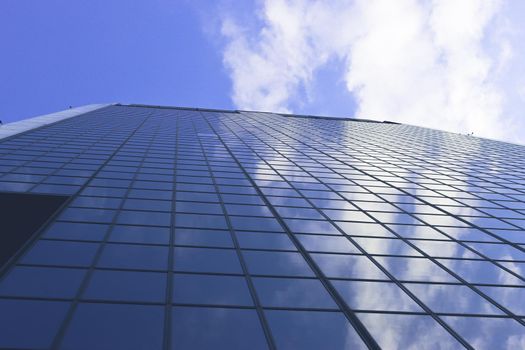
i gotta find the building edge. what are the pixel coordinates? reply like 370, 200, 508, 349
0, 103, 114, 141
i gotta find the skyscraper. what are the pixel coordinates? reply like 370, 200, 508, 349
0, 104, 524, 349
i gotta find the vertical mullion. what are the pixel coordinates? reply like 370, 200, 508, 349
199, 112, 382, 350
51, 111, 156, 349
191, 114, 277, 350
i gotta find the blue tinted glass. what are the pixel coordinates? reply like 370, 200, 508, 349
375, 256, 457, 282
109, 225, 170, 245
61, 303, 164, 350
71, 196, 122, 209
230, 216, 283, 232
98, 244, 168, 271
117, 210, 171, 226
267, 196, 311, 207
220, 185, 257, 195
266, 310, 366, 349
59, 207, 115, 223
0, 299, 70, 349
175, 213, 228, 230
225, 204, 273, 217
333, 280, 422, 312
370, 212, 421, 225
222, 194, 265, 205
353, 237, 422, 256
358, 313, 461, 349
479, 286, 525, 315
405, 283, 502, 315
440, 227, 497, 242
253, 277, 337, 308
171, 306, 268, 350
83, 270, 166, 302
310, 199, 356, 210
441, 316, 525, 349
43, 222, 109, 241
388, 224, 447, 239
173, 247, 242, 274
134, 180, 172, 191
129, 189, 172, 200
32, 184, 80, 195
296, 234, 359, 253
177, 183, 215, 192
312, 254, 387, 279
275, 207, 324, 219
323, 209, 374, 222
172, 274, 253, 306
489, 229, 525, 244
437, 259, 524, 285
82, 186, 127, 197
174, 228, 234, 248
466, 242, 525, 261
243, 251, 314, 277
410, 240, 480, 259
284, 219, 340, 235
0, 181, 33, 192
123, 198, 171, 211
236, 232, 296, 250
336, 222, 394, 237
0, 266, 85, 298
175, 201, 223, 214
21, 240, 99, 267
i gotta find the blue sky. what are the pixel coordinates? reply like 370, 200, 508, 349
0, 1, 235, 122
2, 0, 524, 144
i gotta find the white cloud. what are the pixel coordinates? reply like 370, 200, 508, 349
220, 0, 525, 144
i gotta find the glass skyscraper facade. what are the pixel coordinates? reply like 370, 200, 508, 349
1, 104, 525, 349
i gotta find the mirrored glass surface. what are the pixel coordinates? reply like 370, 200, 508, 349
438, 259, 524, 285
296, 234, 360, 253
243, 251, 314, 277
404, 283, 503, 315
332, 280, 422, 312
4, 105, 525, 348
173, 247, 242, 274
353, 237, 422, 256
312, 254, 387, 279
441, 316, 525, 350
358, 313, 461, 349
61, 303, 164, 350
253, 277, 337, 309
479, 286, 525, 316
374, 256, 457, 282
266, 310, 366, 349
172, 274, 253, 306
171, 307, 268, 350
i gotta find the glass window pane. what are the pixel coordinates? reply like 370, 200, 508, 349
253, 277, 337, 309
173, 247, 242, 274
243, 251, 314, 277
83, 270, 166, 303
172, 274, 253, 306
0, 299, 70, 349
312, 254, 387, 279
61, 303, 164, 350
358, 313, 461, 349
171, 307, 268, 350
332, 280, 422, 312
265, 310, 366, 350
375, 256, 457, 282
442, 316, 525, 349
405, 283, 502, 315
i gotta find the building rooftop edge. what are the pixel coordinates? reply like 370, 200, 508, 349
0, 104, 113, 141
121, 103, 400, 124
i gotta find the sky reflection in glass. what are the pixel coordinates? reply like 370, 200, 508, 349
1, 105, 525, 348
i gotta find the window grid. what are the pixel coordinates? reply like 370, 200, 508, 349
0, 105, 524, 349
